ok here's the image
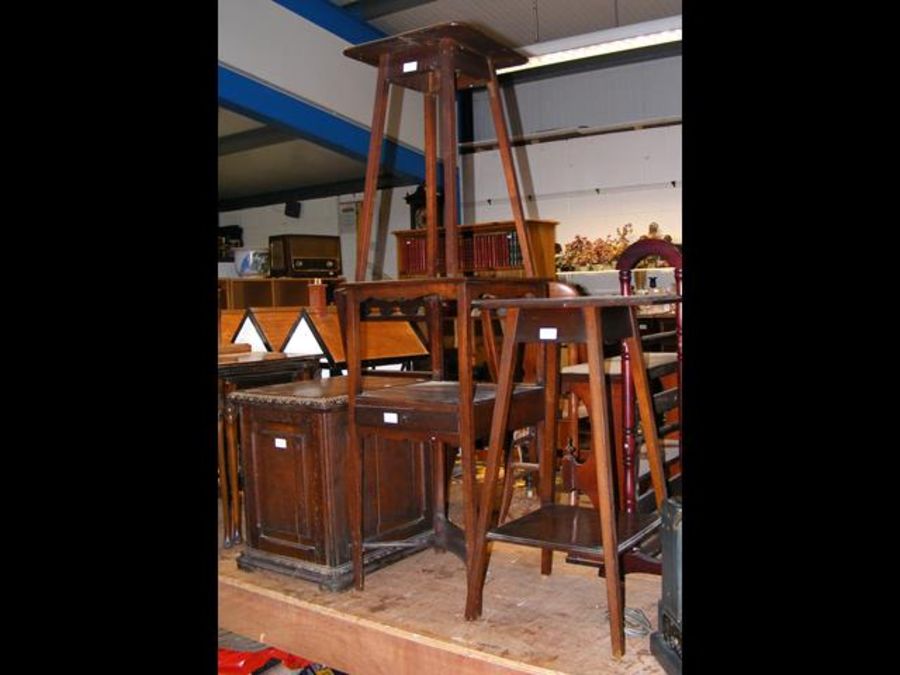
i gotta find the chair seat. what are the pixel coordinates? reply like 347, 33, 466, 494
355, 380, 545, 439
561, 351, 678, 377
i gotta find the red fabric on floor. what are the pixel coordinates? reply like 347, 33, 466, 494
218, 646, 312, 673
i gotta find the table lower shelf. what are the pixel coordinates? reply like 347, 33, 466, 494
487, 504, 660, 556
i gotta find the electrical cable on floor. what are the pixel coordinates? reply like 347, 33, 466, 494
605, 607, 653, 637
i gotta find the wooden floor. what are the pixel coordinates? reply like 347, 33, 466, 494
219, 486, 666, 675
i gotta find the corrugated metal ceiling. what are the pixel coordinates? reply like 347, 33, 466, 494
355, 0, 681, 46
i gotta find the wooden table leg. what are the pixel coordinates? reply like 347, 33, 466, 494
625, 334, 667, 512
466, 307, 520, 620
486, 68, 534, 277
439, 39, 460, 275
424, 72, 439, 277
218, 404, 232, 548
224, 382, 241, 544
355, 53, 390, 282
432, 439, 447, 551
584, 306, 625, 658
347, 425, 364, 590
539, 341, 558, 576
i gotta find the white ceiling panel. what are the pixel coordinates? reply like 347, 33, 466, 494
218, 137, 366, 200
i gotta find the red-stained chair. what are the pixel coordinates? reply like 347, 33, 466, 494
559, 238, 682, 574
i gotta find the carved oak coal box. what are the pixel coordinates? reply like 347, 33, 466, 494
230, 376, 432, 590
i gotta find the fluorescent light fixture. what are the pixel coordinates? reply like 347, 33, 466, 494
497, 15, 682, 75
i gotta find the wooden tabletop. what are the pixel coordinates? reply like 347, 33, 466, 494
472, 293, 681, 311
228, 375, 427, 410
358, 380, 543, 407
217, 351, 319, 378
343, 22, 526, 70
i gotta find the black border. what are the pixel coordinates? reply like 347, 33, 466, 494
681, 4, 848, 668
56, 1, 219, 669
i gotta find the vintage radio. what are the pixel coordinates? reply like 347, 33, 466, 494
268, 234, 342, 278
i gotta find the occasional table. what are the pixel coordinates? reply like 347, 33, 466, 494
343, 22, 536, 280
468, 292, 680, 658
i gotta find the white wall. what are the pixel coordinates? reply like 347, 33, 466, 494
471, 55, 682, 140
218, 0, 424, 152
220, 124, 681, 279
461, 125, 681, 246
219, 186, 413, 280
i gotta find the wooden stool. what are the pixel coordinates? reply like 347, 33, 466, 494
343, 22, 536, 280
468, 293, 678, 658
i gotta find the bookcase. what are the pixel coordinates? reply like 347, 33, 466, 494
393, 219, 557, 279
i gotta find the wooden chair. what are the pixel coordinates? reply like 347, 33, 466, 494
557, 239, 682, 573
615, 239, 682, 508
467, 293, 676, 658
342, 277, 548, 594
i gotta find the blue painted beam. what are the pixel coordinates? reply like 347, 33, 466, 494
272, 0, 385, 44
219, 65, 426, 182
343, 1, 438, 21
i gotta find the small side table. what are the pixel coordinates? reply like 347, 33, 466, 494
343, 22, 535, 280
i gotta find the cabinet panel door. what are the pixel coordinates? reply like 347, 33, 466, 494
362, 436, 432, 543
246, 415, 324, 562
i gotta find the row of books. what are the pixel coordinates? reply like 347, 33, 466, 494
402, 237, 444, 274
401, 232, 522, 274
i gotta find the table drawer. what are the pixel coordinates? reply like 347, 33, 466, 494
355, 403, 457, 435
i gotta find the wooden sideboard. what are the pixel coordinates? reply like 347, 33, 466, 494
218, 278, 343, 310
